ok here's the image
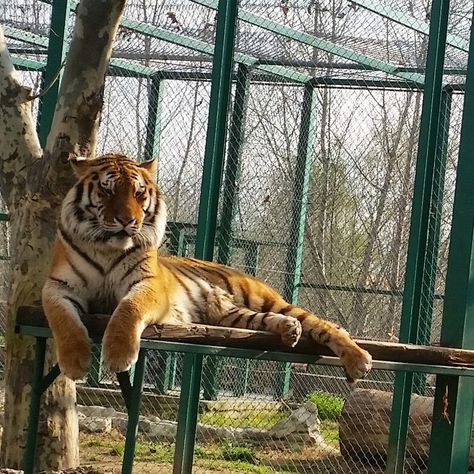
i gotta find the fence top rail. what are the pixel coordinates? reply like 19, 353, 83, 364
16, 305, 474, 370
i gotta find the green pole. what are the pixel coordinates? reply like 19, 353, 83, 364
154, 351, 175, 394
427, 15, 474, 473
217, 63, 251, 265
283, 83, 317, 303
121, 350, 147, 474
213, 63, 251, 400
155, 223, 182, 394
23, 338, 46, 474
202, 355, 221, 401
173, 353, 204, 474
243, 240, 259, 276
414, 87, 453, 394
86, 343, 103, 387
144, 75, 165, 161
196, 0, 239, 401
274, 83, 316, 399
37, 0, 71, 147
194, 0, 239, 260
386, 0, 450, 471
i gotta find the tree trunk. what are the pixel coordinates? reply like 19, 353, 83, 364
0, 0, 126, 469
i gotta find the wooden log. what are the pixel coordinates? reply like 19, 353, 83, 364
339, 388, 474, 468
15, 305, 474, 367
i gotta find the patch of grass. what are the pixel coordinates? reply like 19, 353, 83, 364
195, 442, 294, 474
221, 442, 257, 464
307, 391, 344, 420
85, 439, 103, 448
109, 442, 124, 457
135, 441, 174, 462
321, 420, 340, 444
81, 434, 299, 474
81, 435, 175, 463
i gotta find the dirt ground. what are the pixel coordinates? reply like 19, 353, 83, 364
77, 433, 385, 474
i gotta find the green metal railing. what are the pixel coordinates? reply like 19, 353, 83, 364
18, 324, 474, 474
387, 0, 452, 470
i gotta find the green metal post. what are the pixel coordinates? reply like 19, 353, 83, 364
168, 224, 181, 256
154, 351, 177, 394
427, 15, 474, 473
414, 87, 453, 394
283, 83, 317, 303
386, 0, 450, 471
23, 337, 47, 474
217, 63, 251, 265
196, 0, 239, 401
275, 83, 317, 399
243, 241, 259, 276
234, 359, 251, 397
194, 0, 239, 260
202, 355, 221, 400
155, 224, 182, 393
173, 353, 204, 474
121, 350, 147, 474
144, 76, 165, 160
37, 0, 71, 147
417, 88, 452, 347
86, 343, 103, 387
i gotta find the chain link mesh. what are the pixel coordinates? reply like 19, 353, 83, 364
1, 0, 473, 472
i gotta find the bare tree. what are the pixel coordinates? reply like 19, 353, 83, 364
0, 0, 126, 469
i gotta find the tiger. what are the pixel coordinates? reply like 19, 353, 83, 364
42, 153, 372, 383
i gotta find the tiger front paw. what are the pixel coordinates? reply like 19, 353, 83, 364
340, 345, 372, 383
57, 335, 92, 381
280, 317, 302, 347
102, 327, 140, 374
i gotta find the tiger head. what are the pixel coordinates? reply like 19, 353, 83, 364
60, 153, 167, 250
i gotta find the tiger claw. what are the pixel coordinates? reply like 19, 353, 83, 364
340, 347, 372, 383
280, 318, 302, 347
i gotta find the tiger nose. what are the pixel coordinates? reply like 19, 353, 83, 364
115, 217, 136, 227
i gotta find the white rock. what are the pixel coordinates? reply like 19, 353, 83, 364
79, 416, 112, 434
269, 401, 321, 439
78, 405, 118, 419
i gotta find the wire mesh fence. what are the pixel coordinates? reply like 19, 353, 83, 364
1, 0, 474, 472
69, 349, 442, 474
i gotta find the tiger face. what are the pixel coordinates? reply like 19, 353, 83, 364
61, 153, 167, 250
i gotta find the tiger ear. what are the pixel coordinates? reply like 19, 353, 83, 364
69, 156, 92, 178
139, 158, 158, 180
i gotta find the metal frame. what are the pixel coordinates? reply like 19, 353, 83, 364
36, 0, 71, 146
191, 0, 425, 85
18, 324, 474, 474
352, 0, 469, 53
387, 0, 451, 470
427, 11, 474, 473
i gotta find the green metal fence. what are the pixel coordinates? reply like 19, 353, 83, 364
1, 0, 474, 472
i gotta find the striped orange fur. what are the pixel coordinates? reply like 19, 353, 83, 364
42, 154, 372, 382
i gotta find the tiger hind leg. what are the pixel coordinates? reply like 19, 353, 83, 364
278, 304, 372, 382
206, 286, 302, 347
207, 286, 372, 382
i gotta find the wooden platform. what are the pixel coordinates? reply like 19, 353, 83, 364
16, 305, 474, 368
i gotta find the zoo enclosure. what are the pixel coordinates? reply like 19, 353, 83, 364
1, 0, 474, 473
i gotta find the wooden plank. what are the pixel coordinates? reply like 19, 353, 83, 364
16, 306, 474, 367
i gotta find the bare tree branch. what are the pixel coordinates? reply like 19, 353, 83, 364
0, 26, 42, 209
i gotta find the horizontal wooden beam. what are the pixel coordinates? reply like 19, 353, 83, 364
16, 306, 474, 368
